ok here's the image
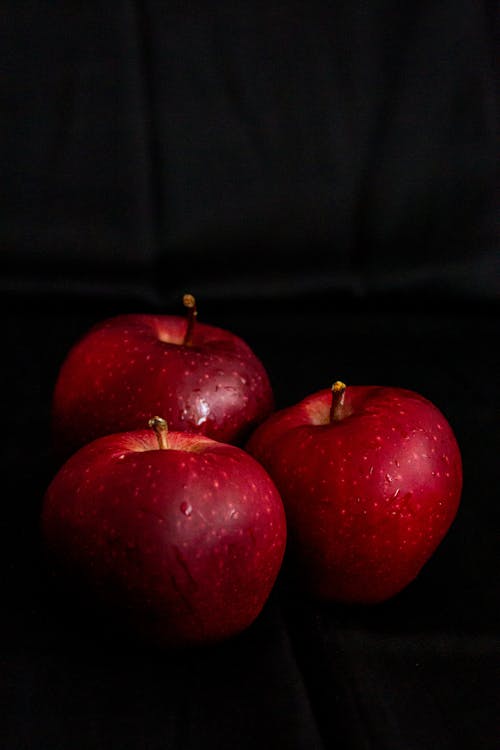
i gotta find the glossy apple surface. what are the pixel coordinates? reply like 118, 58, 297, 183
52, 306, 274, 458
42, 425, 286, 646
247, 384, 462, 603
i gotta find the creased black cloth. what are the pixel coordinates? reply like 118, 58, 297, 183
1, 1, 498, 302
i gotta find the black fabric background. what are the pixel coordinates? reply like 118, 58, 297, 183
1, 3, 499, 749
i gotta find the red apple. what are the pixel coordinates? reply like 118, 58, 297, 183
246, 382, 462, 603
52, 295, 274, 458
42, 417, 287, 646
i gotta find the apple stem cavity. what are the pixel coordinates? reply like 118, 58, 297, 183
182, 293, 198, 346
330, 381, 348, 422
148, 416, 169, 450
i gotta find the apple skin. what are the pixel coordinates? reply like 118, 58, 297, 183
51, 314, 274, 458
41, 429, 286, 646
246, 385, 462, 603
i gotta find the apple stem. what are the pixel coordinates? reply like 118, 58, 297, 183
182, 293, 198, 346
330, 381, 347, 422
148, 416, 169, 450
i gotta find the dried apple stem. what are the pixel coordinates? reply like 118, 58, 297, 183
330, 381, 347, 422
182, 293, 198, 346
148, 416, 169, 449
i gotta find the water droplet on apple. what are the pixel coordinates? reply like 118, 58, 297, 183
180, 501, 193, 517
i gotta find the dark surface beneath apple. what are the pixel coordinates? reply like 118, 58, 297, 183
1, 296, 498, 750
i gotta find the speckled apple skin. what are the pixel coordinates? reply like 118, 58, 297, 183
42, 430, 286, 646
52, 315, 274, 458
247, 386, 462, 603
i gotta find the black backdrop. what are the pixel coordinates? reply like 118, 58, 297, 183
1, 3, 499, 749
